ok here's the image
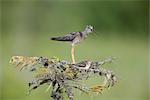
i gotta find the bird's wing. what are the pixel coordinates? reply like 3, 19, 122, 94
51, 32, 79, 41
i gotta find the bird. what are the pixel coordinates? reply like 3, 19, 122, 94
50, 25, 94, 64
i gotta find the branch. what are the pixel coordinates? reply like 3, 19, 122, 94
10, 56, 117, 100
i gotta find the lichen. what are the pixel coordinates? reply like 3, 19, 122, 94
10, 56, 117, 100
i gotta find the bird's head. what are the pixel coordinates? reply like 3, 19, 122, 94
85, 25, 94, 33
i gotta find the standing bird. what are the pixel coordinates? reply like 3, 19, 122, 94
51, 25, 94, 64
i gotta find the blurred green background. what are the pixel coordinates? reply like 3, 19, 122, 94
1, 0, 149, 100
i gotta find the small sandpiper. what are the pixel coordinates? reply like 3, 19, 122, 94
51, 25, 94, 64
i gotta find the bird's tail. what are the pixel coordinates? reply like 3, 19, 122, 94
50, 37, 71, 41
51, 37, 60, 41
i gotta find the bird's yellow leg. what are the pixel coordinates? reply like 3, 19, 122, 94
71, 46, 75, 64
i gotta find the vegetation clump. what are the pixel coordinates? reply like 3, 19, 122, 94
10, 56, 117, 100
